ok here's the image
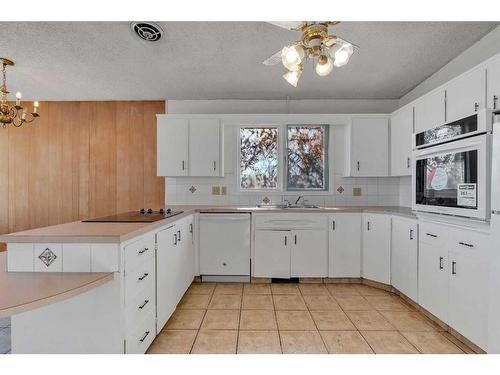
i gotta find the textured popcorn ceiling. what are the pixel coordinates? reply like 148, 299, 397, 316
0, 21, 497, 100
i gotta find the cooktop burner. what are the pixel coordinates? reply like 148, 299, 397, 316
82, 208, 184, 223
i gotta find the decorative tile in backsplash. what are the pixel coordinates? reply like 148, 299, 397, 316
165, 173, 401, 207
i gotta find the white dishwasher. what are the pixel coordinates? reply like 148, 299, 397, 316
199, 213, 251, 282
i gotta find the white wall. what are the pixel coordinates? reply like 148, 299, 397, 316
399, 25, 500, 106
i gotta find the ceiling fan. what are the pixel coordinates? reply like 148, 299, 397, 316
263, 21, 359, 87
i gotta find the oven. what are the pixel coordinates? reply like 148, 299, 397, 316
412, 133, 491, 220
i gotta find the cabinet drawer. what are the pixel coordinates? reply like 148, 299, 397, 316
125, 280, 155, 329
125, 257, 155, 303
449, 229, 488, 252
254, 214, 327, 230
125, 312, 156, 354
124, 234, 155, 273
418, 222, 448, 246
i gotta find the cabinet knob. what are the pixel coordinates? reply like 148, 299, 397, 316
182, 160, 185, 170
474, 102, 479, 112
357, 161, 360, 171
494, 95, 499, 110
138, 273, 149, 281
439, 256, 444, 270
139, 331, 150, 343
138, 247, 149, 254
407, 157, 411, 169
452, 261, 457, 275
222, 262, 227, 266
213, 161, 217, 171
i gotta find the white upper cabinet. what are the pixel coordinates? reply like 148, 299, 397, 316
445, 66, 486, 123
414, 89, 446, 133
346, 117, 389, 177
157, 118, 189, 176
390, 106, 413, 176
487, 55, 500, 110
157, 116, 223, 177
189, 119, 222, 176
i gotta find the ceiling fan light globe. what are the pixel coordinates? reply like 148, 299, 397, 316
283, 69, 302, 87
281, 45, 305, 71
315, 55, 333, 76
332, 43, 353, 67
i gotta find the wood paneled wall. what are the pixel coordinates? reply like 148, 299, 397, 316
0, 101, 165, 250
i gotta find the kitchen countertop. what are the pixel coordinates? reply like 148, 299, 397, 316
0, 252, 113, 318
0, 205, 415, 244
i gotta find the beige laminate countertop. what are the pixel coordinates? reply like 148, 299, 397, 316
0, 205, 415, 244
0, 252, 113, 318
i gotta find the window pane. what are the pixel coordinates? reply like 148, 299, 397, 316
240, 127, 279, 189
287, 125, 328, 190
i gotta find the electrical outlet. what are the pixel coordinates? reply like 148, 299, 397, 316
353, 187, 362, 196
220, 186, 227, 195
212, 186, 221, 195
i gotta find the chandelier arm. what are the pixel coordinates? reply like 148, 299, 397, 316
12, 117, 24, 127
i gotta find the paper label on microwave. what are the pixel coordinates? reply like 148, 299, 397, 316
457, 183, 477, 207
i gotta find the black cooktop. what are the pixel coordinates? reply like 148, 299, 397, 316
82, 208, 184, 223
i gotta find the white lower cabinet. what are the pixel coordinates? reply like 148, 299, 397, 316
253, 230, 291, 278
362, 214, 391, 284
290, 230, 328, 277
328, 214, 361, 278
391, 217, 418, 301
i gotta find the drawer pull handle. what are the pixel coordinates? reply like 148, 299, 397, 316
138, 247, 149, 254
459, 241, 474, 248
189, 223, 193, 233
174, 233, 178, 245
139, 331, 150, 343
452, 261, 457, 275
139, 300, 149, 309
178, 230, 181, 242
439, 257, 444, 270
426, 233, 437, 238
138, 273, 149, 281
332, 220, 336, 230
409, 229, 414, 240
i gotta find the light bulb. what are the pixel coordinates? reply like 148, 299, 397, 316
331, 43, 353, 67
283, 68, 302, 87
315, 55, 333, 76
281, 44, 305, 71
15, 91, 22, 99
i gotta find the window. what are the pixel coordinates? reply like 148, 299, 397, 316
239, 127, 279, 190
286, 125, 329, 191
239, 124, 330, 192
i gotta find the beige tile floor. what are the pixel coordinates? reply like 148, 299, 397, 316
147, 282, 473, 354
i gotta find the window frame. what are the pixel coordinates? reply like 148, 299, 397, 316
237, 124, 283, 193
285, 124, 330, 192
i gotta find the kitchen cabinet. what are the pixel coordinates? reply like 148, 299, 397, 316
253, 230, 290, 278
390, 106, 413, 176
156, 224, 181, 331
414, 89, 445, 133
391, 217, 418, 301
445, 66, 486, 123
157, 116, 223, 177
189, 119, 222, 176
157, 118, 189, 176
448, 230, 489, 349
199, 214, 251, 276
328, 214, 361, 278
362, 214, 391, 284
290, 230, 328, 277
418, 222, 449, 323
346, 117, 389, 177
487, 56, 500, 110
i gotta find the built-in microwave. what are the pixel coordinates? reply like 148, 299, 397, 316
414, 109, 492, 150
412, 133, 491, 220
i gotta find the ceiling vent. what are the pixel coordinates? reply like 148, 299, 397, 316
131, 22, 163, 42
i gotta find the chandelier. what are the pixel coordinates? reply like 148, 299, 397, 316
0, 58, 40, 128
263, 22, 359, 87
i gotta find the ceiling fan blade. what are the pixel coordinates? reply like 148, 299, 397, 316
262, 50, 283, 66
268, 21, 306, 31
333, 36, 360, 49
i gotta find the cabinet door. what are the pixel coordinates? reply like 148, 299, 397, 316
156, 225, 180, 331
350, 118, 389, 177
290, 230, 328, 277
414, 90, 445, 133
362, 214, 391, 284
487, 56, 500, 110
391, 217, 418, 301
189, 119, 222, 176
157, 117, 189, 176
329, 214, 361, 278
390, 107, 413, 176
176, 217, 193, 297
449, 235, 489, 349
253, 230, 290, 278
446, 67, 486, 123
418, 242, 448, 324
